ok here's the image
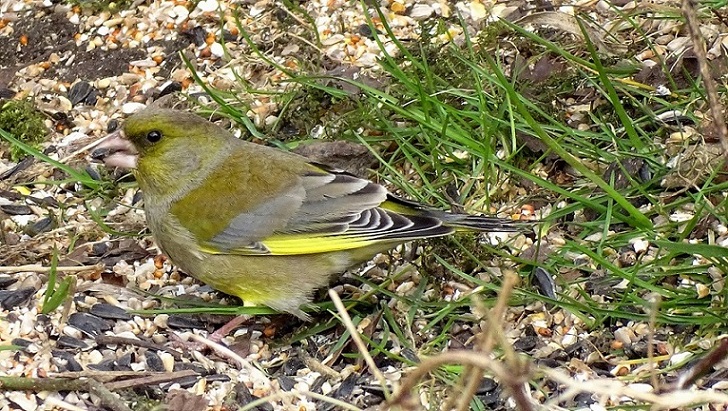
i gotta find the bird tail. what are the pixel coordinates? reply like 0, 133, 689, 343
436, 213, 522, 232
382, 195, 527, 233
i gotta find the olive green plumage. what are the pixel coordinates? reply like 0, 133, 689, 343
95, 108, 518, 319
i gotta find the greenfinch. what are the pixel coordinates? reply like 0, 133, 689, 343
93, 107, 519, 319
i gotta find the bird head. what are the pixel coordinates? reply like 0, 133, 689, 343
92, 108, 231, 198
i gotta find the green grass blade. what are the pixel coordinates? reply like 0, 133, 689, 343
0, 129, 103, 191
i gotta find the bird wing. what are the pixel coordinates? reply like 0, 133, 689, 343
202, 165, 452, 256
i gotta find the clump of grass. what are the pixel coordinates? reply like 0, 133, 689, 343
0, 99, 47, 162
41, 250, 76, 315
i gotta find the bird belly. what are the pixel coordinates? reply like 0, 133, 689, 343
148, 209, 394, 317
152, 215, 354, 316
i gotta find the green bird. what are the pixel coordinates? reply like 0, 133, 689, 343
93, 107, 520, 319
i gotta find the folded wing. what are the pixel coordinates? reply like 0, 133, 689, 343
204, 165, 454, 255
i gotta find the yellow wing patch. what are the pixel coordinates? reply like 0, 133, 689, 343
261, 234, 377, 255
199, 234, 377, 256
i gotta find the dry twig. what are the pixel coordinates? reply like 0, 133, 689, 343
681, 0, 728, 154
328, 289, 391, 398
0, 264, 103, 273
452, 271, 532, 411
669, 338, 728, 391
184, 332, 272, 389
104, 370, 198, 391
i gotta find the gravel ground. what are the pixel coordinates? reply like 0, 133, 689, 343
1, 0, 728, 410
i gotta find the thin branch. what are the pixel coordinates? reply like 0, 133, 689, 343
328, 289, 392, 399
50, 370, 157, 380
185, 332, 272, 389
452, 271, 521, 411
648, 295, 661, 390
668, 338, 728, 391
391, 350, 520, 407
0, 264, 103, 273
681, 0, 728, 154
543, 366, 728, 409
0, 376, 140, 411
0, 376, 87, 391
104, 370, 197, 391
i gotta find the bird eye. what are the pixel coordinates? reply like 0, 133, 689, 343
146, 130, 162, 143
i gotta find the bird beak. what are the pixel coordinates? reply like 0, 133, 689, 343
91, 129, 138, 169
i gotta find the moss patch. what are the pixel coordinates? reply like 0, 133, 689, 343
0, 99, 48, 161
